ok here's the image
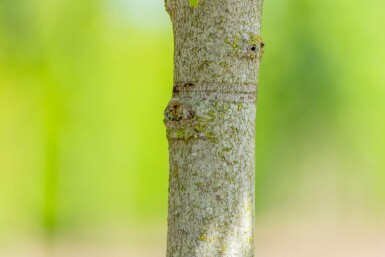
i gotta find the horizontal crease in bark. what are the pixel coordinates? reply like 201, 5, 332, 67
173, 90, 257, 94
172, 94, 257, 103
173, 81, 258, 93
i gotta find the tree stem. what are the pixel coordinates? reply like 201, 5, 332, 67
165, 1, 264, 256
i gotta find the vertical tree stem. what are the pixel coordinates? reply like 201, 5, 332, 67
165, 0, 264, 256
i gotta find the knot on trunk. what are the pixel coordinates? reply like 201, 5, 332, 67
165, 98, 196, 121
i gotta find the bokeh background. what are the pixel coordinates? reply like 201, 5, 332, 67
1, 0, 385, 256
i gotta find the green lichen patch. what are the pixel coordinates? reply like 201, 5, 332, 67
205, 131, 219, 144
219, 61, 228, 69
199, 234, 207, 241
247, 32, 261, 45
175, 128, 197, 140
223, 31, 264, 59
194, 124, 202, 133
224, 35, 241, 49
220, 245, 229, 255
212, 101, 230, 116
197, 60, 212, 72
223, 146, 233, 152
206, 110, 216, 120
225, 173, 235, 183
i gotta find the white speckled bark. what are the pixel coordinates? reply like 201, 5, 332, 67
164, 0, 264, 256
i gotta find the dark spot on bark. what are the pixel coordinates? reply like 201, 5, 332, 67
250, 45, 256, 51
187, 109, 196, 119
260, 42, 265, 48
183, 82, 194, 87
171, 102, 182, 120
165, 101, 182, 121
173, 85, 180, 93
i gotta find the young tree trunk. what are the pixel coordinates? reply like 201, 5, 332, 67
164, 0, 264, 256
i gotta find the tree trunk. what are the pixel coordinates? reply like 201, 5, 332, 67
164, 0, 264, 256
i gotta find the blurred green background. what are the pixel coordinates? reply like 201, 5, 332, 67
1, 0, 385, 256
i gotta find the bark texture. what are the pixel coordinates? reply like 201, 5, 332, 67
164, 0, 264, 256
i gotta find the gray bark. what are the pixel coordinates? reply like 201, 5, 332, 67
164, 0, 264, 256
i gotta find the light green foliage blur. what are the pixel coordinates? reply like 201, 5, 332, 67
0, 0, 385, 243
188, 0, 200, 8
